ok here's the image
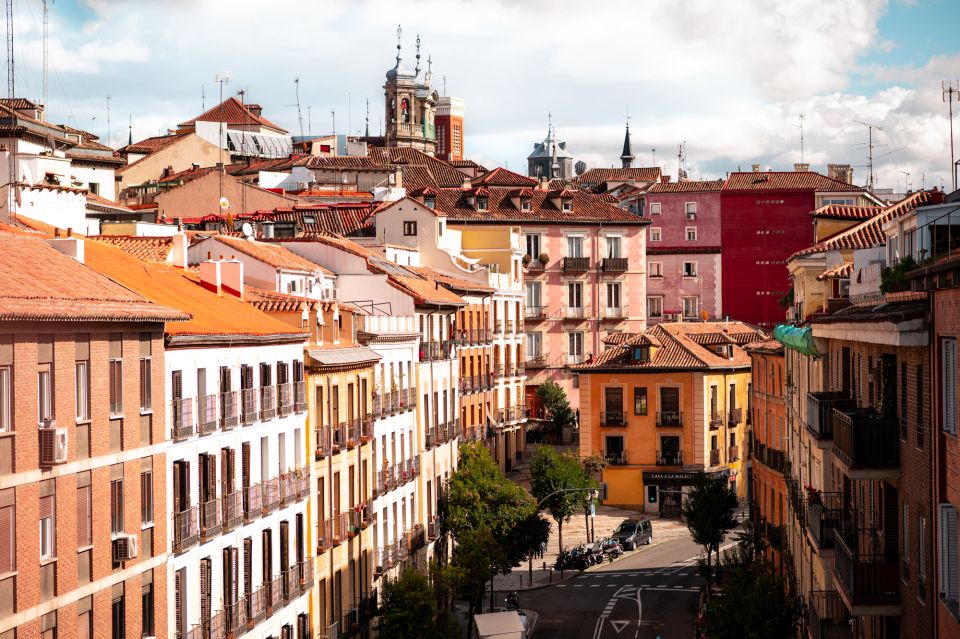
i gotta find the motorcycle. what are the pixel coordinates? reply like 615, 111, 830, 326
600, 537, 623, 560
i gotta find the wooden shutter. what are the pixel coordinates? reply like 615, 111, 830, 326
231, 546, 239, 603
206, 455, 217, 500
941, 505, 960, 599
0, 505, 13, 573
108, 361, 117, 412
77, 486, 91, 546
172, 463, 181, 512
175, 569, 185, 636
200, 556, 211, 623
220, 366, 231, 392
222, 448, 235, 494
110, 480, 123, 533
945, 339, 958, 434
280, 520, 290, 573
172, 370, 182, 403
260, 363, 271, 387
241, 443, 251, 488
277, 362, 288, 384
243, 537, 253, 597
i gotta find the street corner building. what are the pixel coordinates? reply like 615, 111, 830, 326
572, 320, 765, 514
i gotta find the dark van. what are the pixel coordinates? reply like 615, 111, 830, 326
612, 518, 653, 550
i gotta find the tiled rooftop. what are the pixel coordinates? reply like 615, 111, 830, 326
723, 171, 864, 192
93, 235, 174, 262
648, 179, 725, 193
178, 97, 287, 133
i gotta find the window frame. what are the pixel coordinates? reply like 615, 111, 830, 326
0, 364, 11, 432
647, 296, 663, 318
402, 221, 417, 237
566, 235, 584, 258
75, 360, 90, 423
139, 357, 152, 413
649, 202, 661, 215
649, 227, 661, 242
634, 387, 648, 415
648, 261, 663, 278
685, 226, 698, 241
943, 338, 958, 435
39, 495, 55, 560
683, 261, 698, 278
109, 359, 123, 417
682, 296, 699, 318
110, 479, 124, 536
141, 471, 154, 527
606, 235, 622, 259
38, 365, 53, 425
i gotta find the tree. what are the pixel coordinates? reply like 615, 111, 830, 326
536, 381, 575, 436
530, 447, 596, 552
699, 522, 802, 638
682, 472, 738, 586
443, 442, 549, 634
378, 567, 456, 639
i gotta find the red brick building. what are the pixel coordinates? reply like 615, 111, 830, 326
0, 230, 186, 639
720, 168, 875, 328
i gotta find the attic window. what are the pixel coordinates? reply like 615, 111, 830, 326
632, 345, 651, 363
424, 196, 436, 208
477, 197, 488, 211
521, 199, 531, 211
403, 221, 417, 236
303, 215, 316, 224
562, 201, 572, 212
715, 344, 732, 358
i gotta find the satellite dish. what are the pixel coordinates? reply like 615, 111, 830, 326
241, 222, 254, 238
219, 197, 230, 210
575, 160, 587, 176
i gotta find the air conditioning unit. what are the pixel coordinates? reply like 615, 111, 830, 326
663, 313, 679, 322
686, 212, 696, 220
113, 534, 139, 561
39, 426, 68, 466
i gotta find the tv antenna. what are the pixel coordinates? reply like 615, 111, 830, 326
213, 73, 230, 199
651, 147, 656, 166
294, 77, 304, 139
106, 95, 111, 146
5, 0, 13, 99
790, 113, 805, 163
899, 170, 911, 193
943, 80, 959, 190
42, 0, 50, 108
677, 141, 688, 181
854, 120, 883, 190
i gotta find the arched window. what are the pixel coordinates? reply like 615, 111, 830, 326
400, 98, 410, 123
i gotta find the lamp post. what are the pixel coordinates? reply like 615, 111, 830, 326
530, 487, 600, 581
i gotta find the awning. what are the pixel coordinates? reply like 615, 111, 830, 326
773, 324, 821, 357
306, 345, 381, 367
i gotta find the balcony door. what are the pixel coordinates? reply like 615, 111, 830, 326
660, 387, 680, 424
604, 387, 624, 425
660, 436, 680, 465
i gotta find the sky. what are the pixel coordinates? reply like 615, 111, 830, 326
13, 0, 960, 192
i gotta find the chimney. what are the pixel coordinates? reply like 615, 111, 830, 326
827, 163, 853, 184
751, 164, 761, 172
46, 237, 85, 264
170, 232, 189, 268
161, 165, 174, 178
461, 176, 472, 189
537, 175, 550, 191
660, 175, 669, 184
199, 260, 222, 295
793, 163, 809, 172
220, 260, 244, 299
246, 104, 263, 117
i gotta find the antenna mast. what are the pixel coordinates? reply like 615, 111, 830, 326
854, 120, 883, 190
42, 0, 48, 108
4, 0, 12, 222
106, 95, 111, 146
294, 77, 304, 139
943, 80, 958, 191
5, 0, 13, 98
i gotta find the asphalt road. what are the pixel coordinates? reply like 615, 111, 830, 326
522, 531, 725, 639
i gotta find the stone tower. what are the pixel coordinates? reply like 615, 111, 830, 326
384, 27, 439, 156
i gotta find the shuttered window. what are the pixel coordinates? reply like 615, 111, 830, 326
110, 479, 124, 534
243, 537, 253, 599
38, 367, 53, 424
200, 556, 212, 624
920, 516, 927, 579
39, 495, 55, 559
75, 361, 90, 422
77, 485, 92, 547
0, 365, 10, 432
943, 338, 957, 435
175, 569, 186, 636
141, 472, 154, 525
139, 358, 152, 411
941, 504, 960, 601
0, 504, 14, 573
109, 359, 123, 416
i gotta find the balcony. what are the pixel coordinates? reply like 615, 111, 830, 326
221, 490, 243, 532
200, 498, 222, 539
220, 390, 239, 429
764, 520, 784, 550
602, 257, 628, 273
728, 444, 740, 462
833, 525, 900, 609
832, 408, 899, 474
506, 319, 515, 333
260, 386, 277, 421
565, 306, 586, 319
600, 411, 625, 427
242, 483, 261, 522
172, 506, 198, 553
197, 395, 217, 436
315, 426, 331, 458
277, 382, 293, 417
709, 414, 723, 430
806, 492, 842, 549
261, 477, 280, 513
563, 257, 590, 272
240, 388, 257, 425
728, 407, 742, 427
525, 305, 546, 320
656, 411, 683, 427
279, 471, 297, 507
602, 306, 625, 320
606, 451, 628, 465
806, 391, 854, 440
526, 355, 547, 369
294, 380, 306, 413
657, 451, 683, 466
172, 397, 195, 441
807, 591, 852, 639
709, 449, 720, 466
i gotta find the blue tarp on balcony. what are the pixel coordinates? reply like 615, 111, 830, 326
773, 324, 821, 356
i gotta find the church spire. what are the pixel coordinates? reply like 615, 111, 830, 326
620, 119, 634, 169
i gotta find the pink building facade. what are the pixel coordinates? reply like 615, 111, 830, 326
642, 181, 723, 323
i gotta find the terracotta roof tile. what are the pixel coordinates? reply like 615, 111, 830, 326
253, 203, 376, 237
0, 232, 187, 323
93, 236, 174, 262
448, 159, 488, 171
474, 167, 537, 187
575, 167, 662, 187
816, 262, 854, 281
178, 97, 287, 133
245, 287, 319, 313
406, 266, 494, 294
120, 132, 187, 155
434, 187, 648, 224
648, 179, 725, 193
201, 234, 333, 274
723, 171, 864, 192
811, 203, 881, 220
743, 338, 784, 355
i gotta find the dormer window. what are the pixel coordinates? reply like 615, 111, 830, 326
477, 197, 488, 211
424, 196, 436, 209
303, 215, 316, 225
562, 201, 572, 212
521, 200, 531, 211
632, 345, 651, 363
715, 344, 732, 358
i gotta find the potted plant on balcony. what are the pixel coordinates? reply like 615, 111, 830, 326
538, 252, 550, 267
522, 253, 532, 267
804, 485, 821, 505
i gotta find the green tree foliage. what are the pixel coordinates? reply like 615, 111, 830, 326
529, 447, 596, 552
443, 442, 549, 632
879, 255, 918, 293
378, 566, 458, 639
682, 472, 738, 585
699, 522, 802, 639
536, 381, 575, 435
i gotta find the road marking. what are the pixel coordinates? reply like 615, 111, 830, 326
556, 584, 567, 588
610, 620, 631, 634
590, 584, 600, 587
574, 584, 583, 587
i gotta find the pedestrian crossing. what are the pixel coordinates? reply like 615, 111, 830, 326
571, 570, 698, 578
557, 582, 699, 592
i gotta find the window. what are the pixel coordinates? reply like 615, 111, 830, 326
39, 495, 55, 559
604, 387, 624, 424
944, 338, 957, 434
562, 201, 572, 212
525, 281, 541, 308
682, 296, 699, 318
141, 472, 154, 526
111, 479, 124, 535
111, 593, 125, 639
683, 261, 698, 277
438, 221, 444, 236
920, 515, 927, 581
521, 200, 532, 211
634, 387, 648, 415
302, 215, 316, 225
0, 364, 9, 432
38, 366, 53, 424
650, 228, 661, 242
403, 221, 417, 236
77, 485, 92, 547
606, 236, 622, 258
567, 332, 584, 363
660, 387, 680, 423
75, 361, 90, 422
566, 235, 583, 258
648, 262, 663, 278
649, 202, 661, 215
477, 197, 488, 211
0, 504, 13, 573
139, 358, 151, 412
109, 359, 123, 416
606, 283, 621, 310
685, 202, 697, 217
647, 296, 663, 318
685, 227, 697, 241
567, 282, 583, 311
941, 504, 960, 601
902, 502, 910, 571
822, 197, 855, 205
141, 582, 154, 637
526, 332, 542, 358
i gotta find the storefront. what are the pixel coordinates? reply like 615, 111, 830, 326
641, 469, 732, 517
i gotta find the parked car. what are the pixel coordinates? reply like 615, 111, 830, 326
612, 518, 652, 550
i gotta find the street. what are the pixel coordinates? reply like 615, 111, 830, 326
522, 528, 729, 639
